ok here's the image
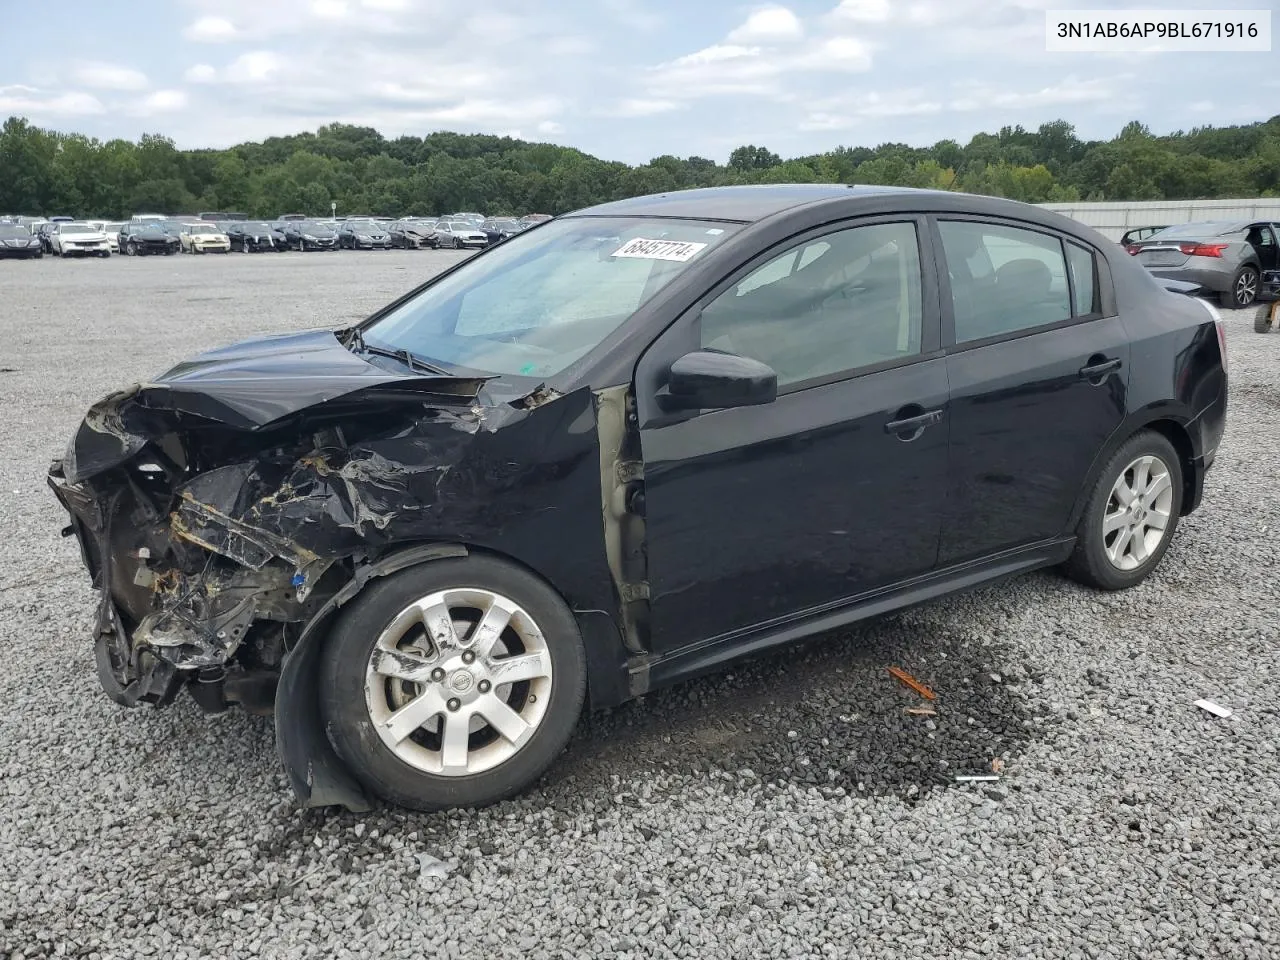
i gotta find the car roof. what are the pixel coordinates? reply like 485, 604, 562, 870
567, 184, 942, 222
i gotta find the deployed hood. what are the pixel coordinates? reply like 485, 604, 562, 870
64, 329, 491, 482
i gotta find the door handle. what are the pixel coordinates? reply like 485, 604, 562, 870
884, 408, 943, 438
1079, 357, 1122, 381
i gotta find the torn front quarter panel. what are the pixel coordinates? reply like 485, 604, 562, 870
50, 329, 626, 805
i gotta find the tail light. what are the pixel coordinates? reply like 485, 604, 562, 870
1179, 242, 1228, 258
1125, 244, 1141, 255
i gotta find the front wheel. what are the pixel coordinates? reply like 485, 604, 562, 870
1063, 430, 1183, 591
319, 555, 587, 812
1222, 266, 1259, 309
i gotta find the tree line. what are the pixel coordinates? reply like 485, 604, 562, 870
2, 114, 1280, 220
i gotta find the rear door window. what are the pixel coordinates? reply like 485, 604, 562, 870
939, 221, 1072, 343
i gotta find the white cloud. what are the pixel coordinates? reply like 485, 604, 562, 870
800, 89, 943, 129
184, 16, 238, 41
948, 75, 1122, 112
829, 0, 890, 22
361, 0, 410, 8
184, 64, 218, 83
310, 0, 348, 19
612, 98, 684, 117
71, 62, 148, 91
141, 90, 189, 112
0, 85, 105, 116
537, 120, 565, 134
829, 0, 892, 22
226, 51, 284, 82
805, 36, 874, 71
727, 7, 804, 43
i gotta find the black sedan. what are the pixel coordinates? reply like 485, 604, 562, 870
0, 223, 44, 258
338, 218, 392, 250
481, 217, 524, 246
36, 222, 59, 253
225, 221, 279, 253
48, 185, 1227, 815
281, 220, 339, 251
389, 219, 438, 249
118, 222, 180, 256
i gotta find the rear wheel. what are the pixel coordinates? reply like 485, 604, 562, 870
1063, 430, 1182, 590
1222, 266, 1259, 309
1255, 302, 1279, 333
319, 555, 586, 811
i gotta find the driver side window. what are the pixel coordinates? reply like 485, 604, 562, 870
699, 222, 924, 388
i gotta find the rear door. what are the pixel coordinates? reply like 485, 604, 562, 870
934, 217, 1128, 565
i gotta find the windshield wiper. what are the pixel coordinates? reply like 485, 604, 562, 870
346, 327, 451, 375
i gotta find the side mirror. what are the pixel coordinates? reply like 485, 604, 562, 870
663, 350, 778, 411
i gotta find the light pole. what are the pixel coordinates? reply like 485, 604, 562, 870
331, 201, 337, 219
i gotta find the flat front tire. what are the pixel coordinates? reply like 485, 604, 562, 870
1063, 430, 1183, 590
319, 554, 587, 811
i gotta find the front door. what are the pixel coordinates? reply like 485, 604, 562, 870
635, 218, 951, 654
933, 217, 1129, 564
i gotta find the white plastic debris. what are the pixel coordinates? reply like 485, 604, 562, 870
417, 853, 450, 883
955, 775, 1001, 783
1194, 699, 1233, 719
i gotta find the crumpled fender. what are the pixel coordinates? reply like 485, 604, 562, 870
275, 541, 468, 811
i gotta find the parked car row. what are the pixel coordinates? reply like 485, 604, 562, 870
0, 211, 553, 262
1122, 219, 1280, 308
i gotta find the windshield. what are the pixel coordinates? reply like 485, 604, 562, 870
361, 216, 741, 378
105, 222, 124, 232
300, 221, 332, 232
190, 225, 221, 235
60, 224, 95, 235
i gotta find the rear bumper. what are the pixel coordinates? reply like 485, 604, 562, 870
1146, 266, 1231, 293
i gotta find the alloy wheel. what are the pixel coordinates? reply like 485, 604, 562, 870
364, 587, 553, 776
1102, 454, 1174, 571
1236, 269, 1258, 307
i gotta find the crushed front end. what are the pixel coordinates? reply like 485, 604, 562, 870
47, 334, 493, 717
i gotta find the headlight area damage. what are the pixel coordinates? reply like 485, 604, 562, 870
47, 329, 618, 810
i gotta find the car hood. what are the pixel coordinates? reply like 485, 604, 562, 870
64, 232, 109, 242
62, 328, 501, 482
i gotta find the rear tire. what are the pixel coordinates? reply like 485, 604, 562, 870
1255, 302, 1279, 333
1221, 266, 1259, 309
319, 554, 587, 812
1063, 430, 1183, 591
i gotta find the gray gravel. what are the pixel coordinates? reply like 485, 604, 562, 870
1, 251, 1277, 959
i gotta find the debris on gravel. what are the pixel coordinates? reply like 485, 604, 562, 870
1, 254, 1277, 959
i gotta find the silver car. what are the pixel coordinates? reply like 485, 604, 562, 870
1127, 220, 1279, 308
432, 219, 488, 249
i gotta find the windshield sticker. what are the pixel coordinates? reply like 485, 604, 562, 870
611, 238, 709, 262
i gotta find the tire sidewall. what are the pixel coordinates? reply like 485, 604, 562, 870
318, 554, 587, 811
1076, 431, 1183, 590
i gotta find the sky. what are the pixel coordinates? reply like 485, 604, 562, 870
0, 0, 1276, 164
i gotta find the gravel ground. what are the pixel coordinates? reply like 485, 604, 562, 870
1, 251, 1277, 960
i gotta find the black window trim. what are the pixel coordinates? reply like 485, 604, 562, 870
929, 214, 1115, 355
681, 213, 943, 399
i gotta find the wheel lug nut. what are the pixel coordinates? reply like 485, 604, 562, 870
478, 680, 491, 693
462, 651, 475, 664
447, 698, 461, 712
431, 667, 445, 682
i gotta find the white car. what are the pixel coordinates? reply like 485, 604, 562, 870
50, 222, 111, 258
179, 222, 231, 254
86, 221, 125, 253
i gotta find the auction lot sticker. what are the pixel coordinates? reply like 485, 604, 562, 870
612, 238, 709, 262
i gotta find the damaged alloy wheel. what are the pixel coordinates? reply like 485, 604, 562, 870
319, 555, 586, 811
